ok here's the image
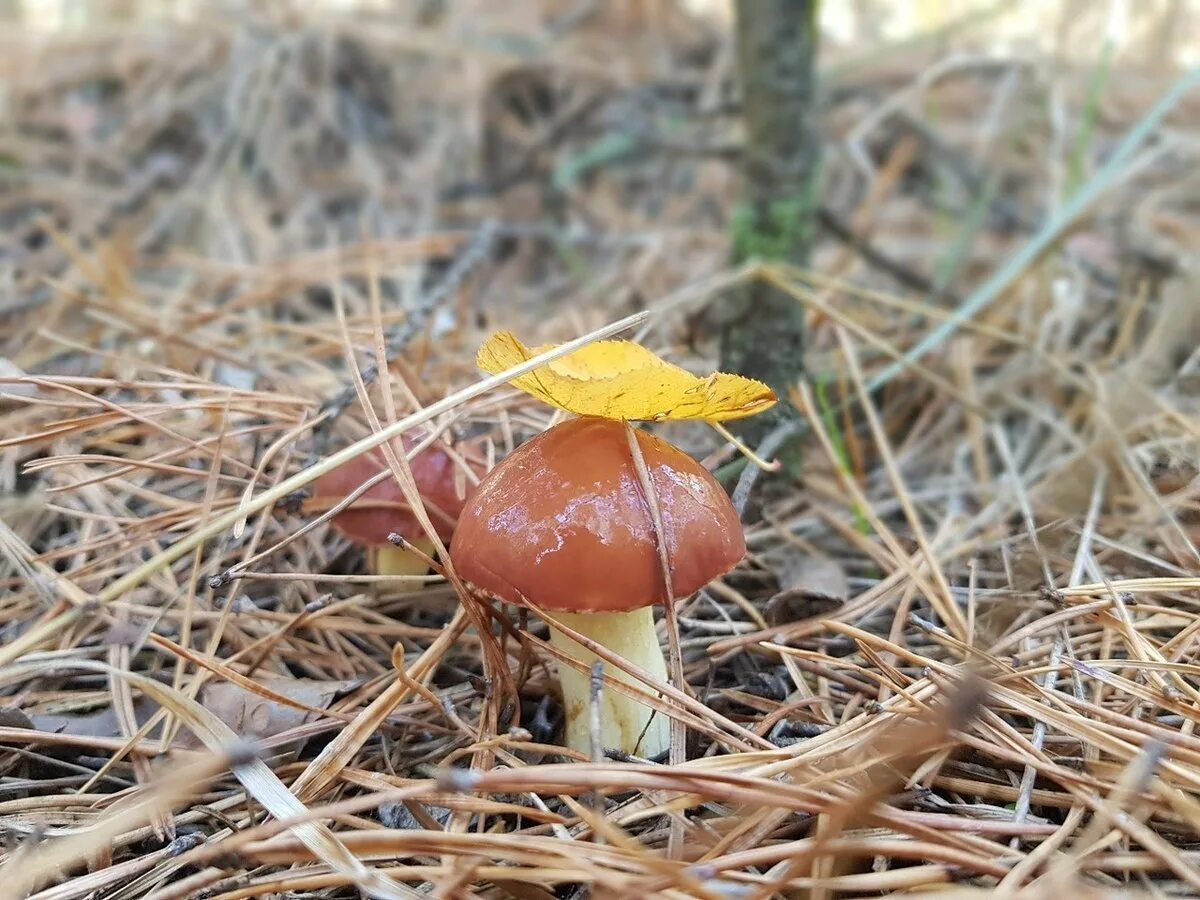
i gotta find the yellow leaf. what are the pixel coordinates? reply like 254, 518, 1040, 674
476, 331, 777, 422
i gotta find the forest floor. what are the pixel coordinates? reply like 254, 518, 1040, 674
3, 2, 1200, 897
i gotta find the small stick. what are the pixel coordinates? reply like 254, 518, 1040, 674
710, 421, 780, 473
588, 660, 608, 839
730, 420, 797, 516
1009, 640, 1062, 849
387, 533, 445, 576
589, 661, 605, 765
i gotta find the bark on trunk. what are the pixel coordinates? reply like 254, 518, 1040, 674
723, 0, 821, 470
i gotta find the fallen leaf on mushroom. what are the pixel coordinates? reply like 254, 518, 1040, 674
476, 330, 776, 422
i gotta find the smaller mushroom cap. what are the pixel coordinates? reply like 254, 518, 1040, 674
311, 434, 474, 545
450, 417, 745, 613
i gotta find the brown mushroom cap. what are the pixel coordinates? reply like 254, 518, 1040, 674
311, 435, 474, 545
450, 417, 745, 613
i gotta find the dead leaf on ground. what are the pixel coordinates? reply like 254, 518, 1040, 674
765, 553, 849, 626
32, 700, 151, 741
0, 359, 39, 402
175, 678, 355, 749
28, 678, 352, 748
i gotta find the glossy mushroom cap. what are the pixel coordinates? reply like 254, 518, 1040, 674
311, 435, 474, 545
450, 417, 745, 613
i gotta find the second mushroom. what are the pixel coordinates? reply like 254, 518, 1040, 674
311, 433, 478, 587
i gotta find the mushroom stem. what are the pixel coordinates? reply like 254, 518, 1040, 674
547, 607, 670, 759
371, 537, 438, 593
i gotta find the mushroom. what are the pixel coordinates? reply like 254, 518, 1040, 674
450, 416, 744, 758
311, 434, 476, 584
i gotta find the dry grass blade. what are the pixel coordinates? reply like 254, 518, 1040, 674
623, 420, 687, 856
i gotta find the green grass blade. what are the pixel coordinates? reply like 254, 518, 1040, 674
867, 64, 1200, 393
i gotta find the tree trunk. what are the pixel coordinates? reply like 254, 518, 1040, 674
722, 0, 820, 469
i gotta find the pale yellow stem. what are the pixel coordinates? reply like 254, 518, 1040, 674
371, 537, 438, 593
548, 607, 670, 759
